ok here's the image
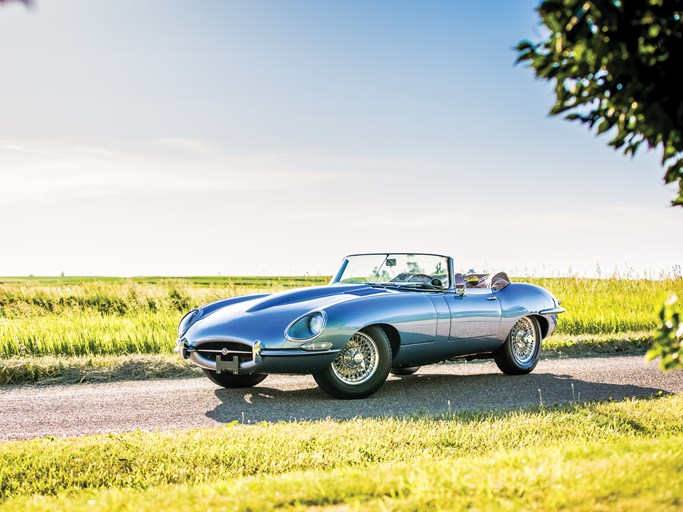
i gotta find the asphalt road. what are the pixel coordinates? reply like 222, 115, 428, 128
1, 355, 682, 441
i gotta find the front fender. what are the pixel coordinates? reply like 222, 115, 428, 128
321, 293, 439, 351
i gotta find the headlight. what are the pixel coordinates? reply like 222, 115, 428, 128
309, 313, 324, 336
285, 311, 327, 341
178, 309, 201, 336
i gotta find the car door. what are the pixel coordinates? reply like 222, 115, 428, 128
443, 286, 502, 355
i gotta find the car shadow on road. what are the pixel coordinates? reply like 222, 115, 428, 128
205, 370, 670, 424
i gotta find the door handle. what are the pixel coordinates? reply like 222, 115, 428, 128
486, 296, 498, 300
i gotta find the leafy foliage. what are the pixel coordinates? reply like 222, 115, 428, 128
516, 0, 683, 205
647, 293, 683, 370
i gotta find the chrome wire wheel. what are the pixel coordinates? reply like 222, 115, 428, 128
313, 326, 391, 399
494, 316, 542, 375
510, 316, 538, 366
331, 331, 379, 385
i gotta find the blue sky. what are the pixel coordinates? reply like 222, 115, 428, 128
1, 0, 681, 277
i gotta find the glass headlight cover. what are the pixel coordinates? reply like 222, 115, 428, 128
285, 311, 327, 341
178, 309, 201, 337
309, 313, 324, 335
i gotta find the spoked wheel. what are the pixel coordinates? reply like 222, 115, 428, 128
202, 369, 268, 388
390, 366, 420, 376
313, 326, 392, 399
494, 316, 541, 375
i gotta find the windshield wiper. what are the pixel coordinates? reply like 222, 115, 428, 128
396, 282, 444, 291
367, 282, 443, 291
367, 282, 400, 289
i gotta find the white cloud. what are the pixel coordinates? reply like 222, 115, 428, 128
151, 138, 218, 156
0, 140, 344, 204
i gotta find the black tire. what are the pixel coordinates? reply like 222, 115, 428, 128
494, 316, 541, 375
313, 326, 392, 399
202, 368, 268, 388
390, 366, 420, 376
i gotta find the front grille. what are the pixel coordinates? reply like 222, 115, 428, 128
195, 341, 252, 362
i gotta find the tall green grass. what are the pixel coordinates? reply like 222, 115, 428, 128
0, 276, 681, 358
525, 276, 683, 334
0, 279, 319, 358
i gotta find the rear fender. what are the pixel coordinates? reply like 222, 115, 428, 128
496, 283, 558, 339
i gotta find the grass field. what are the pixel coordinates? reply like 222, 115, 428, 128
0, 275, 681, 384
1, 394, 681, 511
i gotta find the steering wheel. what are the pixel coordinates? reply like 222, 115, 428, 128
406, 273, 433, 283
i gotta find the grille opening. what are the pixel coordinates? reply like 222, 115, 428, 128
195, 341, 252, 362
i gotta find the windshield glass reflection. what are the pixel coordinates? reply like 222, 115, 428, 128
335, 253, 449, 288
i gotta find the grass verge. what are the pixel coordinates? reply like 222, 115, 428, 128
5, 436, 682, 511
0, 331, 652, 386
542, 331, 652, 356
0, 354, 201, 386
1, 395, 681, 510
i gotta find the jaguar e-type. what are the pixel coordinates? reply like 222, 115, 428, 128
176, 253, 565, 399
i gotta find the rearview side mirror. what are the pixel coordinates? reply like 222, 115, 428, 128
454, 273, 466, 297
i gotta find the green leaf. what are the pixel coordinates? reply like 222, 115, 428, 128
648, 294, 683, 372
597, 119, 613, 134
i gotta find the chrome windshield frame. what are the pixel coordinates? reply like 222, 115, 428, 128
330, 253, 453, 290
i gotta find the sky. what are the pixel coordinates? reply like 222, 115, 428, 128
1, 0, 681, 278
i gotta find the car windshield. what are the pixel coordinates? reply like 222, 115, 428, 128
333, 253, 450, 288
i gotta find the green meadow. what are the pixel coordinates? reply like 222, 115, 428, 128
0, 275, 681, 384
1, 275, 681, 357
0, 276, 326, 359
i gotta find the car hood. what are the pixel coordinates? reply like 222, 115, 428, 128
185, 283, 391, 346
244, 283, 387, 312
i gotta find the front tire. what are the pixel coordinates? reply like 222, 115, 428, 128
313, 326, 392, 399
202, 369, 268, 388
494, 316, 541, 375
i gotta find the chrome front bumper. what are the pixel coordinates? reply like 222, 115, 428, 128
175, 338, 340, 375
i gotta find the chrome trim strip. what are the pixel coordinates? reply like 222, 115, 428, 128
260, 349, 340, 357
539, 307, 566, 315
196, 349, 252, 354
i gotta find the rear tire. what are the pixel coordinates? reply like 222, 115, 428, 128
202, 369, 268, 388
313, 326, 392, 399
390, 366, 420, 376
494, 316, 541, 375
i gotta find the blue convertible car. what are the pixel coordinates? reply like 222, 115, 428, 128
176, 253, 565, 399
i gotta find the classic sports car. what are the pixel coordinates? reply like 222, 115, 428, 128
176, 253, 565, 399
